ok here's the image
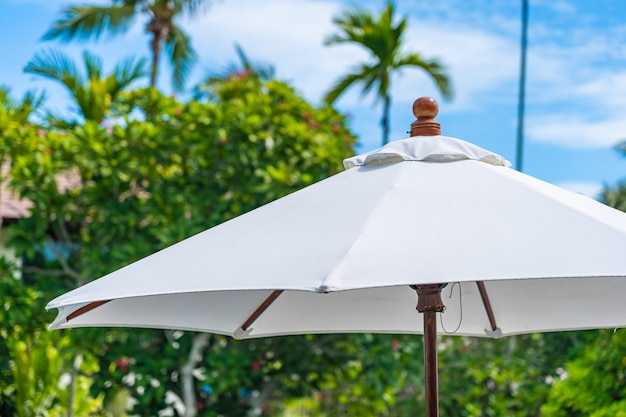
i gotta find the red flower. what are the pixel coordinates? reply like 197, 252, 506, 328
115, 357, 131, 372
251, 359, 265, 371
391, 340, 401, 351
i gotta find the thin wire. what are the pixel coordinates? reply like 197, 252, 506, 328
440, 282, 462, 334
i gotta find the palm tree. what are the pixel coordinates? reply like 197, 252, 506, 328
0, 87, 45, 126
42, 0, 211, 90
24, 49, 147, 123
324, 1, 453, 146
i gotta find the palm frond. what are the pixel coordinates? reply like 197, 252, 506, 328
231, 43, 276, 80
165, 25, 198, 90
20, 90, 47, 113
324, 4, 374, 46
325, 1, 405, 64
193, 43, 276, 99
0, 87, 45, 122
42, 5, 136, 42
25, 48, 147, 122
24, 49, 84, 93
394, 54, 453, 100
83, 51, 104, 80
171, 0, 214, 15
323, 64, 376, 105
108, 56, 149, 95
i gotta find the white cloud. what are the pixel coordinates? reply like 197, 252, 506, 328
185, 0, 366, 102
524, 47, 626, 148
401, 22, 519, 111
185, 0, 522, 110
527, 115, 626, 148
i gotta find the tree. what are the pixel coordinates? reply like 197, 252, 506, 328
24, 49, 147, 124
324, 0, 453, 146
42, 0, 210, 90
4, 74, 357, 415
0, 90, 105, 417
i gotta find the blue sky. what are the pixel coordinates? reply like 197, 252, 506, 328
2, 0, 626, 198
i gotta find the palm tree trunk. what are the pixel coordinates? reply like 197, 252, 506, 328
150, 34, 161, 88
381, 94, 391, 146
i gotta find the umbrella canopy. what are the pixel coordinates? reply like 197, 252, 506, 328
48, 108, 626, 338
47, 97, 626, 417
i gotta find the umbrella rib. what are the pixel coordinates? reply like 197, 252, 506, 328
241, 290, 284, 331
476, 281, 498, 332
67, 300, 111, 321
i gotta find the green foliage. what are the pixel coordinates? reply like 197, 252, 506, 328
541, 329, 626, 417
311, 334, 425, 416
8, 331, 104, 417
0, 256, 104, 416
602, 181, 626, 212
3, 74, 356, 415
437, 331, 594, 417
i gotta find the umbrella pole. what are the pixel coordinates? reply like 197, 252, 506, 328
424, 309, 439, 417
415, 284, 446, 417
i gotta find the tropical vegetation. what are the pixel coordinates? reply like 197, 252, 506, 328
323, 0, 453, 146
24, 49, 147, 124
3, 0, 626, 415
42, 0, 212, 90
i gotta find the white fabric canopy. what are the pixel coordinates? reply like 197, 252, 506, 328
47, 136, 626, 338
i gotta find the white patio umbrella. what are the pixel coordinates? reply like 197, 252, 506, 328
47, 97, 626, 417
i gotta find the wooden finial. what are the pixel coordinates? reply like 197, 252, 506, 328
410, 97, 441, 136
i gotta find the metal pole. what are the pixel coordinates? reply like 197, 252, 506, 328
516, 0, 529, 172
